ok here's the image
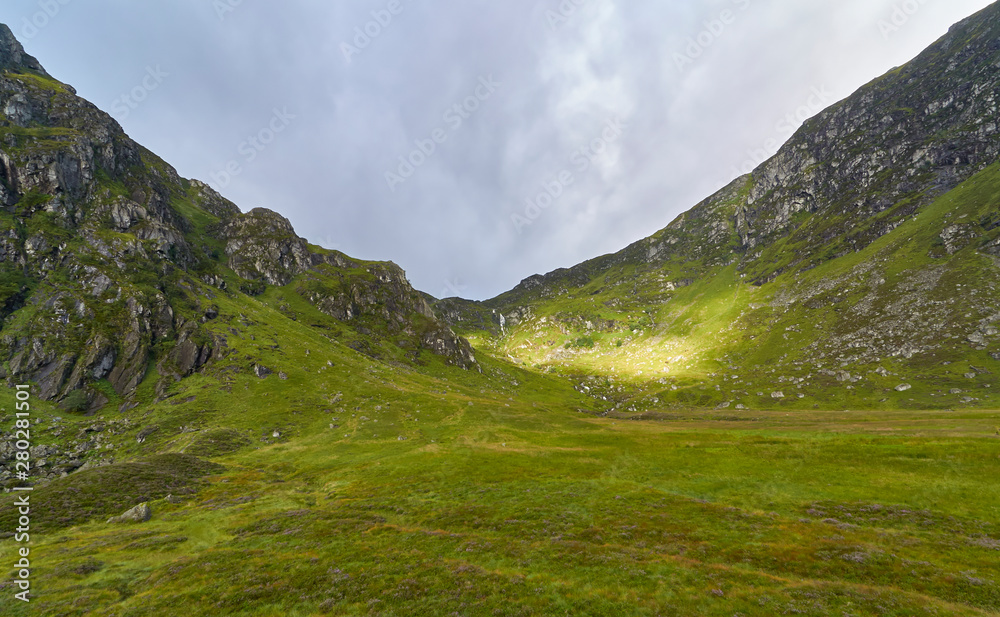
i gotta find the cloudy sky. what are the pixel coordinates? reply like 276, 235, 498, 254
2, 0, 995, 299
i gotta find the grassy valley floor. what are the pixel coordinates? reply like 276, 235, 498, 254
2, 400, 999, 616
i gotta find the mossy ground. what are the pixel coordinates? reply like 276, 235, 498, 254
1, 388, 998, 615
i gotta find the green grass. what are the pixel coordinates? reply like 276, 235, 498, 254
2, 396, 999, 615
0, 276, 997, 614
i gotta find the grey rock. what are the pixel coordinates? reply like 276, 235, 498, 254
107, 503, 151, 524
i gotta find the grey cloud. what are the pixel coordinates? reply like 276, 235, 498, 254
2, 0, 994, 299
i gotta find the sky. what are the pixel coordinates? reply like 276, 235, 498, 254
1, 0, 995, 300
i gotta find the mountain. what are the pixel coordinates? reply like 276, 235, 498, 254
0, 23, 478, 414
437, 4, 1000, 414
2, 8, 1000, 617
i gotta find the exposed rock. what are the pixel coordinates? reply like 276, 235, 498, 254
940, 224, 980, 255
220, 208, 318, 286
0, 24, 50, 76
107, 502, 152, 524
136, 426, 159, 444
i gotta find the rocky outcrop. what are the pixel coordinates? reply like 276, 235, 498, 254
107, 502, 152, 524
0, 24, 49, 76
220, 208, 318, 286
216, 207, 478, 369
298, 261, 479, 370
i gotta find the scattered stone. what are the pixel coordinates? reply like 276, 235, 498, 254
771, 391, 785, 399
895, 384, 912, 392
841, 551, 871, 564
136, 425, 159, 444
107, 503, 152, 524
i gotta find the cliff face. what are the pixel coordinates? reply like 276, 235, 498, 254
0, 24, 476, 410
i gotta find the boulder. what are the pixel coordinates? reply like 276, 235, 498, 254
107, 503, 152, 524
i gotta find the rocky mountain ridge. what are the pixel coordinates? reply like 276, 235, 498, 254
434, 3, 1000, 412
0, 23, 476, 413
490, 5, 1000, 304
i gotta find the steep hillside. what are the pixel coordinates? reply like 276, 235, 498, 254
0, 24, 476, 419
438, 3, 1000, 414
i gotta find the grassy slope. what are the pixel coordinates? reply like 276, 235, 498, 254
1, 278, 999, 615
479, 163, 1000, 414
